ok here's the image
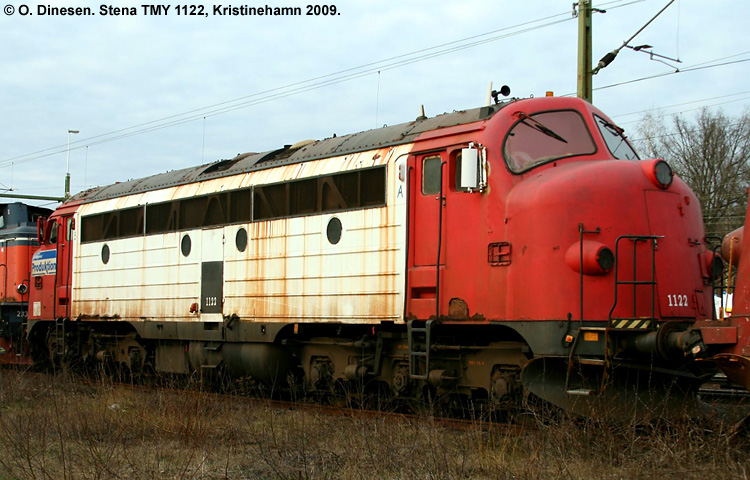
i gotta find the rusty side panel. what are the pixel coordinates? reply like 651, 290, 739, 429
73, 231, 200, 320
71, 145, 410, 324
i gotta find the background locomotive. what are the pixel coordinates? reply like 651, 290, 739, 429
0, 202, 51, 365
23, 94, 746, 417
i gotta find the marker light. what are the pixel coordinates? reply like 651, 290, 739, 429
565, 241, 614, 275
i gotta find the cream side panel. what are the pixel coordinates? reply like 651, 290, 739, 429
73, 232, 200, 320
72, 143, 412, 323
224, 147, 409, 324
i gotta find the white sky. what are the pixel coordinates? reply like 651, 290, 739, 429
1, 0, 748, 206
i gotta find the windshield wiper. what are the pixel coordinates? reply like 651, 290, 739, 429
598, 118, 625, 136
597, 118, 635, 159
518, 113, 568, 144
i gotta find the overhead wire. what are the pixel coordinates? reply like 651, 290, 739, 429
558, 53, 750, 98
3, 0, 746, 174
0, 0, 718, 169
0, 10, 576, 169
627, 117, 749, 144
0, 0, 649, 169
613, 90, 750, 121
594, 58, 750, 92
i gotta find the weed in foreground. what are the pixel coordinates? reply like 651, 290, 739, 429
0, 370, 749, 479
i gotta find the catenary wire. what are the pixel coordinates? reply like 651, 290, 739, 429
0, 0, 652, 169
0, 12, 576, 168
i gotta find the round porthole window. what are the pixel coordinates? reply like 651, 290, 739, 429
236, 228, 248, 252
326, 217, 342, 245
101, 244, 110, 264
181, 234, 192, 257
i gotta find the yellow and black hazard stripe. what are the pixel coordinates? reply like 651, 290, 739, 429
610, 319, 653, 329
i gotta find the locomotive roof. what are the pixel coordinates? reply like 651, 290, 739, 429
68, 103, 508, 204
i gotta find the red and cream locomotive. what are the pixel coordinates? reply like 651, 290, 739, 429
23, 93, 745, 416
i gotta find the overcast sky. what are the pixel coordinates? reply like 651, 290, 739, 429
1, 0, 748, 206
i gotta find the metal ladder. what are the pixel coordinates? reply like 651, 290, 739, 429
565, 326, 608, 396
18, 317, 29, 358
608, 235, 660, 328
407, 319, 434, 380
566, 233, 659, 396
54, 317, 66, 357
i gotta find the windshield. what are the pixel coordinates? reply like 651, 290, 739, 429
503, 110, 597, 172
595, 115, 639, 160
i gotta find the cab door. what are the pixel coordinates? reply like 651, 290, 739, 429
413, 154, 447, 267
407, 153, 449, 319
54, 215, 74, 319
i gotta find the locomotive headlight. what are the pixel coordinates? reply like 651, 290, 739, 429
641, 159, 673, 189
654, 160, 673, 188
16, 283, 28, 295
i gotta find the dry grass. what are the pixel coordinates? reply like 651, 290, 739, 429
0, 369, 748, 480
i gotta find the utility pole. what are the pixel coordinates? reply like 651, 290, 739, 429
580, 0, 676, 104
65, 129, 79, 199
0, 128, 80, 203
576, 0, 593, 103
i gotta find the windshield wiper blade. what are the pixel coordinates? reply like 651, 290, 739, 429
599, 118, 625, 136
518, 113, 568, 144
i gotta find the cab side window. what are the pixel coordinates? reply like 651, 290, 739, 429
48, 221, 59, 244
66, 218, 74, 242
453, 152, 471, 192
422, 156, 442, 195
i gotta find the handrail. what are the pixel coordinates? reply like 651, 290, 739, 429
608, 234, 662, 324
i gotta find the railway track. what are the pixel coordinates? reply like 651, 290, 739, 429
0, 365, 534, 433
4, 362, 749, 434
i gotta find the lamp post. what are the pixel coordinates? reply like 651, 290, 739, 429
65, 129, 79, 199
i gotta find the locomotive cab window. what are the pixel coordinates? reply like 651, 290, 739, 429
66, 218, 74, 242
422, 156, 442, 195
48, 220, 58, 244
503, 110, 596, 173
595, 115, 639, 160
452, 151, 471, 192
